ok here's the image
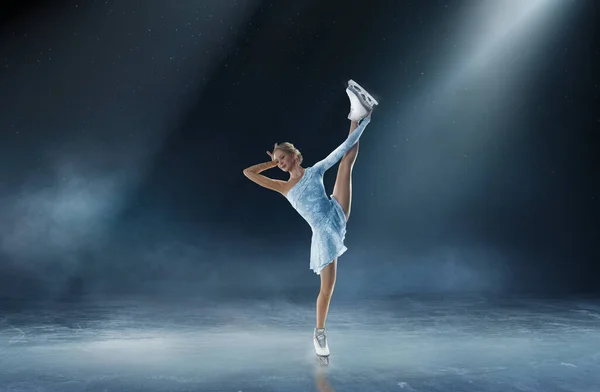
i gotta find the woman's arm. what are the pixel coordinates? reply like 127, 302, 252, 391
313, 117, 371, 174
243, 160, 286, 194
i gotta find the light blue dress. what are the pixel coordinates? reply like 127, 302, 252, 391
285, 117, 371, 274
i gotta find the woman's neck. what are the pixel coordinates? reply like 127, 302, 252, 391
289, 165, 305, 180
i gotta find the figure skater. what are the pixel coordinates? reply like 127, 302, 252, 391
243, 80, 378, 361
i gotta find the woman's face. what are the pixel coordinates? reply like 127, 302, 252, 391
274, 150, 296, 172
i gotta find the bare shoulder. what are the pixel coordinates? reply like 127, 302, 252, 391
277, 179, 295, 196
269, 178, 300, 197
280, 174, 305, 197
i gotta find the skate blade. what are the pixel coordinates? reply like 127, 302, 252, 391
348, 79, 379, 106
316, 354, 330, 366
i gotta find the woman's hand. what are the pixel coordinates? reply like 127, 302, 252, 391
266, 144, 278, 162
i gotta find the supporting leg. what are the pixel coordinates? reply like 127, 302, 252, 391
314, 259, 337, 359
316, 259, 337, 329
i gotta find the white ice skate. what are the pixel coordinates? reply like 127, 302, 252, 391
314, 328, 330, 365
346, 79, 379, 122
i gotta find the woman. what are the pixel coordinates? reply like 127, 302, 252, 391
243, 80, 378, 360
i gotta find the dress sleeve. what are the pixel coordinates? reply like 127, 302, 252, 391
313, 117, 371, 174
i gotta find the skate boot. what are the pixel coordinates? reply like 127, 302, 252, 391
314, 328, 330, 360
346, 79, 378, 122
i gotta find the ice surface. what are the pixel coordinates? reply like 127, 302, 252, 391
1, 295, 599, 391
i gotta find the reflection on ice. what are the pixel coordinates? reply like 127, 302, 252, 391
0, 295, 599, 391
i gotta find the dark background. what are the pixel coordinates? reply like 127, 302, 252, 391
1, 0, 598, 302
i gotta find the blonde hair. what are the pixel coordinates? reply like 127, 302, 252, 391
274, 142, 303, 164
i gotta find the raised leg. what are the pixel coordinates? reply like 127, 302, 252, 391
332, 120, 361, 220
313, 81, 376, 358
